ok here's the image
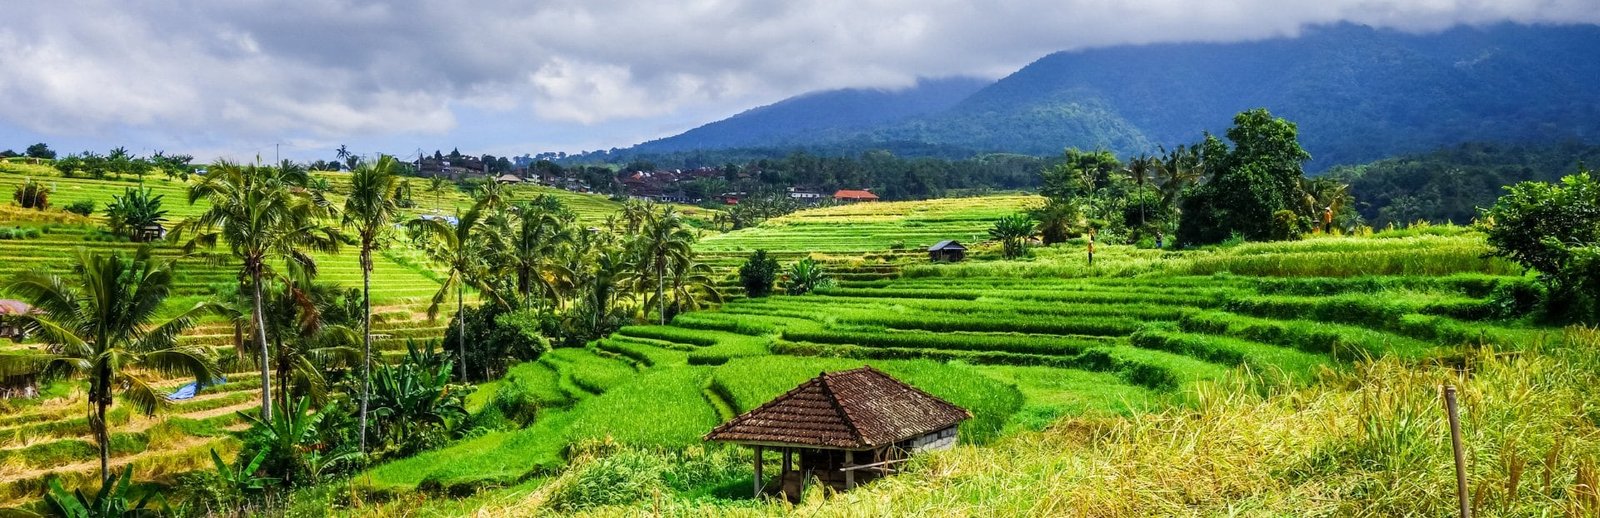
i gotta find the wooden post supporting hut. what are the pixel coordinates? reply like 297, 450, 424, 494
704, 366, 971, 501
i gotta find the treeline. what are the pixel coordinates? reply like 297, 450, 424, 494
566, 148, 1052, 201
1326, 141, 1600, 227
1022, 109, 1357, 249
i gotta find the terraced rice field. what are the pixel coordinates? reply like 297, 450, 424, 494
352, 217, 1550, 503
699, 194, 1041, 253
0, 226, 456, 502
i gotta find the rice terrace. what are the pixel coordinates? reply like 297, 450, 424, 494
3, 4, 1600, 518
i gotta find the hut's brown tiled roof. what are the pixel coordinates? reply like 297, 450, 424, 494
704, 366, 971, 449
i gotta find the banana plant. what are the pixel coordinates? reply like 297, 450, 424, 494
209, 448, 270, 499
41, 465, 165, 518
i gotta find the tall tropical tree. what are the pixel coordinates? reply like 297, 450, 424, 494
1156, 144, 1204, 219
633, 208, 695, 325
176, 161, 341, 417
621, 199, 654, 234
341, 154, 403, 453
426, 177, 450, 208
501, 196, 576, 305
575, 246, 634, 337
1126, 155, 1156, 227
258, 277, 359, 407
0, 248, 219, 485
407, 207, 492, 380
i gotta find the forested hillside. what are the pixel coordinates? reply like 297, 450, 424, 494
1330, 141, 1600, 226
603, 23, 1600, 172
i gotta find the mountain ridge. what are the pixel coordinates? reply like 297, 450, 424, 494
603, 22, 1600, 171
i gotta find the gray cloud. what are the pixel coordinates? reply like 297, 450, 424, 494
0, 0, 1596, 159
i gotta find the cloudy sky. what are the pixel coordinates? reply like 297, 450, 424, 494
1, 0, 1596, 162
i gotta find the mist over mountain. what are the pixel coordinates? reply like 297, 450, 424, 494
612, 23, 1600, 171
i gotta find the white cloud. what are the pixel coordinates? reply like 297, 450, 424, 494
0, 0, 1595, 158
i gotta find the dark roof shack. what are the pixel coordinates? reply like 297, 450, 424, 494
705, 366, 970, 449
928, 240, 966, 252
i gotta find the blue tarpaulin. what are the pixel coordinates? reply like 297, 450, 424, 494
167, 377, 226, 400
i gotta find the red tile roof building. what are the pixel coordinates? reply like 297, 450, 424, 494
832, 189, 880, 202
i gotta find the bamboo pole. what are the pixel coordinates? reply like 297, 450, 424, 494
1444, 385, 1471, 518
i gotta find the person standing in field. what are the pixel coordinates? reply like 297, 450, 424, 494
1087, 232, 1096, 266
1154, 230, 1164, 250
1322, 206, 1334, 233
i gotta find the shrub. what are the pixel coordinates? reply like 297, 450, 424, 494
63, 200, 95, 216
444, 305, 552, 382
1481, 170, 1600, 323
103, 187, 168, 241
1270, 209, 1305, 241
737, 249, 779, 297
12, 180, 49, 209
989, 213, 1036, 259
784, 257, 832, 295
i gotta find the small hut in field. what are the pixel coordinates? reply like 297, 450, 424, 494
705, 366, 970, 500
136, 223, 168, 243
0, 299, 33, 343
927, 240, 966, 262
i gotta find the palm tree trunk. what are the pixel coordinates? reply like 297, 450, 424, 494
94, 374, 110, 486
657, 264, 666, 326
1139, 181, 1146, 227
252, 270, 273, 418
359, 247, 372, 454
457, 280, 467, 381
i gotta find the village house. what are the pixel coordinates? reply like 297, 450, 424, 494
705, 366, 971, 501
833, 189, 879, 203
787, 187, 827, 205
414, 156, 487, 180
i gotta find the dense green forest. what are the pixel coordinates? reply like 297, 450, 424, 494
1329, 141, 1600, 227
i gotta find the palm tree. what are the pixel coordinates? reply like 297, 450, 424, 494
621, 199, 654, 234
502, 197, 576, 306
341, 154, 403, 453
665, 258, 722, 317
1126, 155, 1156, 227
634, 208, 695, 325
0, 248, 219, 485
259, 277, 359, 407
1156, 145, 1204, 220
576, 246, 634, 337
426, 177, 450, 208
176, 161, 341, 417
407, 207, 492, 380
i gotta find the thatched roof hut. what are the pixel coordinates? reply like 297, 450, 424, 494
705, 366, 970, 499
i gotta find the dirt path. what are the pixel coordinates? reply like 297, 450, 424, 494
0, 393, 256, 450
0, 434, 223, 484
